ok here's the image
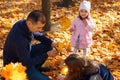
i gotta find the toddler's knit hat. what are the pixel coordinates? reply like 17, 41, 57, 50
79, 0, 91, 13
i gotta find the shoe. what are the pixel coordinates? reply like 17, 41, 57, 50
39, 67, 50, 72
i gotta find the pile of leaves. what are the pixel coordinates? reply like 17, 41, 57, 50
0, 0, 120, 80
1, 63, 27, 80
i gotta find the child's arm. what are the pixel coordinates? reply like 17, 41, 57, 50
69, 19, 76, 32
83, 19, 94, 31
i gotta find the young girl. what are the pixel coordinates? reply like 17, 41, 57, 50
70, 1, 94, 61
57, 54, 114, 80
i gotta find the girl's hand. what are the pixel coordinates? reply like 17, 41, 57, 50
57, 74, 66, 80
83, 19, 88, 25
69, 28, 75, 32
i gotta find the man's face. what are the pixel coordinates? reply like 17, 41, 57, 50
29, 21, 45, 32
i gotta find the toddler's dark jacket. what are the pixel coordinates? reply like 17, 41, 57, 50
80, 64, 114, 80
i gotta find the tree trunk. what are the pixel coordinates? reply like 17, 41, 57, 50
42, 0, 51, 31
62, 0, 74, 7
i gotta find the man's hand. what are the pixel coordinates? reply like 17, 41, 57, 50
47, 49, 58, 57
51, 41, 58, 48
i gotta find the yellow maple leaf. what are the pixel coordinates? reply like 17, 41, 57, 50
60, 66, 68, 75
10, 70, 27, 80
0, 62, 27, 80
56, 41, 64, 52
59, 17, 71, 31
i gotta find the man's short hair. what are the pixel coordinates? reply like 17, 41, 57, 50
27, 10, 46, 24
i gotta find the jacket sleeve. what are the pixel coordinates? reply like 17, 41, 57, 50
33, 32, 53, 46
14, 39, 48, 66
99, 64, 114, 80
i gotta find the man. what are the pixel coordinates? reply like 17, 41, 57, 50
3, 10, 57, 80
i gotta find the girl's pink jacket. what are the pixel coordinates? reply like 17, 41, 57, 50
70, 16, 94, 49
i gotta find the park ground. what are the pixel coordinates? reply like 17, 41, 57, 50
0, 0, 120, 80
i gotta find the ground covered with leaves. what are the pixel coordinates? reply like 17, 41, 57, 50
0, 0, 120, 80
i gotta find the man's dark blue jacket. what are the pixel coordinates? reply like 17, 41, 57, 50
3, 20, 52, 66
